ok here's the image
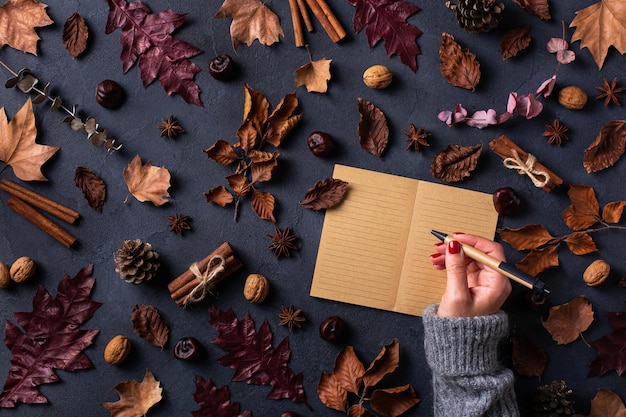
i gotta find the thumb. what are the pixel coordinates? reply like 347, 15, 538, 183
444, 240, 470, 299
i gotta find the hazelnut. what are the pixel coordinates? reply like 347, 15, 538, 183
104, 335, 131, 365
95, 79, 125, 109
0, 262, 10, 288
583, 259, 610, 287
10, 257, 35, 283
557, 86, 587, 110
363, 65, 393, 89
243, 273, 270, 303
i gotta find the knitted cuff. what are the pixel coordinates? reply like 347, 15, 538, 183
422, 304, 509, 377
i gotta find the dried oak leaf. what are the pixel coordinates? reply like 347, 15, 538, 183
512, 0, 551, 20
500, 27, 532, 60
589, 311, 626, 377
74, 166, 106, 212
300, 178, 348, 210
562, 185, 600, 230
583, 120, 626, 173
105, 0, 203, 106
102, 369, 162, 417
542, 296, 594, 345
208, 307, 307, 405
357, 98, 389, 157
123, 155, 171, 206
192, 375, 251, 417
439, 32, 481, 90
0, 265, 101, 407
0, 0, 53, 55
63, 12, 88, 58
251, 188, 276, 222
515, 244, 560, 277
512, 334, 546, 377
347, 0, 422, 72
0, 98, 59, 181
214, 0, 284, 50
431, 144, 482, 182
564, 231, 597, 255
603, 201, 626, 223
131, 304, 170, 349
295, 58, 332, 93
499, 224, 557, 251
573, 389, 626, 417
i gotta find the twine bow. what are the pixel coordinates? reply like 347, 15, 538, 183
503, 149, 550, 188
183, 255, 226, 306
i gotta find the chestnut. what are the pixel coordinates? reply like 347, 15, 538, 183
492, 187, 521, 216
208, 54, 235, 81
306, 131, 335, 157
95, 79, 125, 109
319, 316, 347, 342
173, 337, 201, 360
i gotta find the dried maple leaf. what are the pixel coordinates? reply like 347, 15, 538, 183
214, 0, 284, 49
0, 265, 101, 407
512, 334, 546, 377
500, 27, 532, 60
300, 178, 348, 210
0, 0, 53, 55
439, 32, 481, 90
0, 98, 59, 181
512, 0, 551, 20
357, 98, 389, 157
105, 0, 203, 106
208, 307, 307, 405
123, 155, 171, 206
63, 12, 88, 58
583, 120, 626, 173
574, 389, 626, 416
295, 57, 332, 93
102, 369, 163, 417
347, 0, 422, 72
74, 166, 107, 212
430, 144, 482, 182
131, 304, 170, 349
570, 0, 626, 69
542, 296, 594, 345
192, 375, 251, 417
589, 311, 626, 377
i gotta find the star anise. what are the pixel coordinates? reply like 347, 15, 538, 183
542, 119, 569, 146
158, 115, 185, 138
278, 305, 306, 331
596, 77, 624, 106
167, 213, 191, 235
402, 123, 431, 152
268, 226, 298, 258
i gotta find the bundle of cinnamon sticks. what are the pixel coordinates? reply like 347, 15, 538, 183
288, 0, 347, 47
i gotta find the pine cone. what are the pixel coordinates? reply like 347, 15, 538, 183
533, 380, 575, 417
447, 0, 504, 33
114, 239, 160, 284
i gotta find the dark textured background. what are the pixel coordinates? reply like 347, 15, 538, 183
1, 0, 625, 415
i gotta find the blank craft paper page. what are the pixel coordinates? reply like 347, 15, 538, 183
309, 164, 499, 316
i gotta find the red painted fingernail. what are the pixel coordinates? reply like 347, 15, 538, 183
448, 240, 461, 254
434, 242, 444, 248
453, 231, 464, 235
430, 252, 442, 259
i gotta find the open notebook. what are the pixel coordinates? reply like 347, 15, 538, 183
310, 164, 499, 316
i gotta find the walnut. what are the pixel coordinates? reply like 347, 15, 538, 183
104, 335, 131, 365
583, 259, 610, 287
10, 257, 36, 283
0, 262, 10, 289
363, 65, 393, 89
243, 273, 270, 303
558, 86, 588, 110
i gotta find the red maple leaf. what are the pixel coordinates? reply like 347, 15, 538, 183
0, 265, 101, 407
589, 311, 626, 377
192, 375, 251, 417
105, 0, 203, 106
347, 0, 422, 72
208, 307, 308, 406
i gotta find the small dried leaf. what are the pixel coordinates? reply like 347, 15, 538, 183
357, 98, 389, 158
203, 140, 240, 165
349, 404, 376, 417
512, 0, 551, 20
430, 144, 481, 182
300, 178, 348, 210
333, 346, 365, 395
542, 296, 594, 345
74, 166, 106, 212
499, 224, 557, 251
516, 244, 560, 277
237, 119, 257, 152
318, 373, 347, 412
213, 0, 284, 49
249, 150, 277, 163
63, 13, 88, 58
500, 27, 531, 60
123, 155, 171, 206
251, 189, 275, 222
131, 304, 170, 349
603, 201, 626, 223
574, 389, 626, 417
204, 186, 234, 207
512, 334, 546, 377
439, 32, 481, 90
583, 120, 626, 173
251, 157, 278, 183
362, 339, 399, 389
265, 93, 301, 147
564, 232, 597, 255
370, 385, 420, 417
101, 369, 163, 417
242, 83, 269, 136
226, 173, 250, 197
562, 185, 600, 230
295, 58, 332, 93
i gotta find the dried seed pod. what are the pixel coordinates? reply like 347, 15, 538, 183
104, 335, 131, 365
363, 65, 393, 89
557, 86, 587, 110
0, 262, 10, 288
243, 273, 270, 303
95, 79, 125, 109
10, 257, 36, 283
583, 259, 610, 286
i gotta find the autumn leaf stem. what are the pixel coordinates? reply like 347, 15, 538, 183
555, 223, 626, 241
580, 332, 592, 348
0, 163, 7, 175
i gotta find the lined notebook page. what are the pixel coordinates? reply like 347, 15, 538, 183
310, 165, 498, 316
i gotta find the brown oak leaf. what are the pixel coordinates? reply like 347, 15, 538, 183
300, 178, 348, 210
62, 12, 88, 58
583, 120, 626, 173
74, 166, 106, 212
439, 32, 480, 91
0, 0, 53, 55
500, 27, 532, 60
512, 334, 546, 377
542, 296, 594, 345
562, 185, 600, 230
513, 0, 551, 20
357, 98, 389, 157
295, 58, 332, 93
0, 98, 59, 181
573, 389, 626, 417
431, 144, 482, 182
571, 0, 626, 69
123, 155, 171, 206
102, 369, 163, 417
214, 0, 284, 50
131, 304, 169, 349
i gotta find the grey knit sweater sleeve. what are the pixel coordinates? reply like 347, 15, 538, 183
422, 304, 520, 417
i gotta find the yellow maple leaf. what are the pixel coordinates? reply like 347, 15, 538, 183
101, 369, 163, 417
295, 58, 332, 93
0, 98, 59, 181
123, 155, 171, 206
570, 0, 626, 69
214, 0, 284, 50
0, 0, 53, 55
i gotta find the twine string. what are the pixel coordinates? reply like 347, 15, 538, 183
503, 149, 550, 188
183, 255, 226, 305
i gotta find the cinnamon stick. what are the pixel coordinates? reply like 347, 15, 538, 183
0, 179, 79, 224
7, 196, 77, 248
288, 0, 306, 47
314, 0, 347, 40
297, 0, 314, 32
304, 0, 342, 42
